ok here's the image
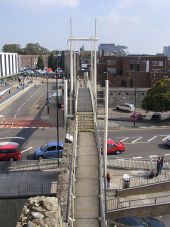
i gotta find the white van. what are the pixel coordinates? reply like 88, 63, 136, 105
116, 103, 135, 112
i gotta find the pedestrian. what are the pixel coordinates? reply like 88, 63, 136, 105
160, 156, 165, 173
106, 172, 112, 189
156, 157, 161, 176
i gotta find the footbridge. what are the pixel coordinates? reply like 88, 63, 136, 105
67, 80, 105, 227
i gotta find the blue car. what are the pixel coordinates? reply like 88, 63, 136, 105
115, 216, 165, 227
34, 141, 64, 160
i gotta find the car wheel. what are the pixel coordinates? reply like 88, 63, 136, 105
38, 156, 44, 160
9, 157, 15, 161
116, 107, 119, 110
115, 150, 121, 155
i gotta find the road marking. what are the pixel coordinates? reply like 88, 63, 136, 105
147, 136, 157, 142
21, 147, 33, 153
120, 137, 129, 142
164, 154, 170, 156
131, 137, 143, 143
0, 136, 25, 140
132, 156, 143, 159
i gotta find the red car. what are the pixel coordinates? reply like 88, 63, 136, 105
130, 112, 142, 121
0, 142, 22, 161
107, 139, 125, 155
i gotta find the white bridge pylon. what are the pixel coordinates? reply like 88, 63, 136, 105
67, 17, 98, 96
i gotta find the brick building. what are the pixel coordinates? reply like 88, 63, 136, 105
18, 55, 48, 70
97, 54, 170, 88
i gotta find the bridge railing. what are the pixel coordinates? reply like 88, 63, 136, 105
67, 116, 78, 226
119, 170, 170, 189
86, 79, 97, 116
94, 119, 106, 227
107, 193, 170, 211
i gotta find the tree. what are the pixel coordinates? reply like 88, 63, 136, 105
142, 78, 170, 112
36, 56, 44, 70
22, 43, 49, 55
48, 53, 57, 71
2, 44, 23, 54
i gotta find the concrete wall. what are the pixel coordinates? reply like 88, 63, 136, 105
98, 87, 149, 108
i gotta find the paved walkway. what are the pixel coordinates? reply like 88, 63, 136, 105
74, 85, 100, 227
74, 132, 99, 227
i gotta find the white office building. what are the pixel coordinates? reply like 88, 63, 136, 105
0, 53, 19, 79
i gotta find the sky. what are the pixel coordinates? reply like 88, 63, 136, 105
1, 0, 170, 54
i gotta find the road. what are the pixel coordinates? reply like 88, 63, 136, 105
99, 122, 170, 161
99, 120, 170, 226
0, 81, 65, 159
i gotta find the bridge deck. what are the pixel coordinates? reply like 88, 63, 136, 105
74, 132, 99, 227
74, 84, 100, 226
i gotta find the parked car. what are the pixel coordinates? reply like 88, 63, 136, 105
165, 135, 170, 146
116, 103, 135, 112
115, 216, 165, 227
0, 142, 22, 161
130, 112, 143, 121
151, 112, 161, 121
34, 141, 64, 160
107, 138, 125, 155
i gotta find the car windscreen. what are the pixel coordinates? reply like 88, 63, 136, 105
41, 144, 48, 151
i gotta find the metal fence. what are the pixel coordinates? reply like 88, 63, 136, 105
119, 170, 170, 189
0, 159, 62, 172
107, 158, 170, 171
67, 117, 78, 226
107, 193, 170, 211
0, 182, 57, 198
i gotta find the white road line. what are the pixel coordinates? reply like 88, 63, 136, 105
120, 137, 129, 142
131, 137, 143, 144
132, 156, 143, 159
164, 154, 170, 156
0, 136, 25, 140
21, 147, 33, 153
147, 136, 157, 142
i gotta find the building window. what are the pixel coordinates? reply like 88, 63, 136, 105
108, 67, 116, 74
107, 60, 116, 65
152, 61, 164, 66
130, 64, 134, 70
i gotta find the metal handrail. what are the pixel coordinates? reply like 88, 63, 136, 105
94, 117, 106, 226
107, 193, 170, 211
67, 116, 78, 226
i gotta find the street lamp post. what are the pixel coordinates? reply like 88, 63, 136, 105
133, 58, 140, 127
133, 82, 137, 127
56, 75, 60, 166
46, 73, 49, 115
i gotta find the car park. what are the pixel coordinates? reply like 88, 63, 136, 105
130, 112, 143, 121
0, 142, 22, 161
116, 103, 135, 112
34, 141, 64, 160
115, 216, 165, 227
107, 138, 125, 155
